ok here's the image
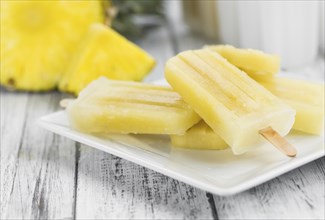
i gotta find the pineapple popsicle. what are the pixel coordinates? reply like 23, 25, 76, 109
205, 45, 280, 80
171, 77, 324, 150
207, 45, 324, 135
165, 49, 295, 155
259, 77, 324, 135
67, 77, 201, 135
170, 121, 228, 150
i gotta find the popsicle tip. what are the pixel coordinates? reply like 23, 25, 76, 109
259, 127, 297, 157
60, 99, 74, 108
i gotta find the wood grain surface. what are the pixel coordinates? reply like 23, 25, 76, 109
1, 1, 324, 219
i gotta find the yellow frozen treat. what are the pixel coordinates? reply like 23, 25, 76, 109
67, 77, 200, 135
205, 45, 323, 135
165, 49, 295, 155
1, 0, 104, 91
260, 78, 324, 135
170, 121, 228, 150
205, 45, 280, 79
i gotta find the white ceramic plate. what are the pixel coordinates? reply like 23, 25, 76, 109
38, 111, 324, 196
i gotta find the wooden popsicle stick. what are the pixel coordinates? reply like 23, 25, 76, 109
60, 99, 74, 108
259, 126, 297, 157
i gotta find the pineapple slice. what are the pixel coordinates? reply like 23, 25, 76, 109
0, 0, 104, 91
59, 23, 156, 95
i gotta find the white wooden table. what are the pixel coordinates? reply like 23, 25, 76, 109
1, 4, 325, 219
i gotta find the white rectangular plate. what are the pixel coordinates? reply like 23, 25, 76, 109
38, 111, 324, 196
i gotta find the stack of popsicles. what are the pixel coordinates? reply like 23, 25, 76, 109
170, 46, 324, 152
66, 45, 324, 156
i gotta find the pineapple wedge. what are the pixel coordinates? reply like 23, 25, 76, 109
59, 23, 156, 95
0, 0, 104, 91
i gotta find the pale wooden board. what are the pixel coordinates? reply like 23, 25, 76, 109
74, 25, 216, 219
213, 157, 325, 220
75, 146, 214, 219
1, 91, 29, 218
0, 91, 77, 219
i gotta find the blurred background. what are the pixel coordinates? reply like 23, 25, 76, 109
113, 0, 325, 69
168, 0, 325, 69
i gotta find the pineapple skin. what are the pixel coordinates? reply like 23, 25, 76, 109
0, 0, 104, 91
59, 23, 156, 95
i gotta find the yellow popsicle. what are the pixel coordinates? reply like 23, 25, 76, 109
205, 45, 280, 79
165, 49, 295, 155
260, 77, 324, 135
67, 77, 201, 135
207, 45, 324, 135
170, 121, 228, 150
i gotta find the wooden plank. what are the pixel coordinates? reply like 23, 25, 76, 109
74, 24, 215, 219
1, 90, 29, 219
76, 147, 214, 219
213, 158, 325, 219
1, 91, 77, 219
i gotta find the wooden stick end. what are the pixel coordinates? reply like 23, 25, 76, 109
259, 127, 297, 157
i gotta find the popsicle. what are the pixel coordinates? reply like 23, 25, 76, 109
66, 77, 201, 134
170, 121, 228, 150
165, 49, 296, 155
206, 46, 324, 135
259, 77, 324, 135
170, 78, 324, 150
205, 45, 280, 80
